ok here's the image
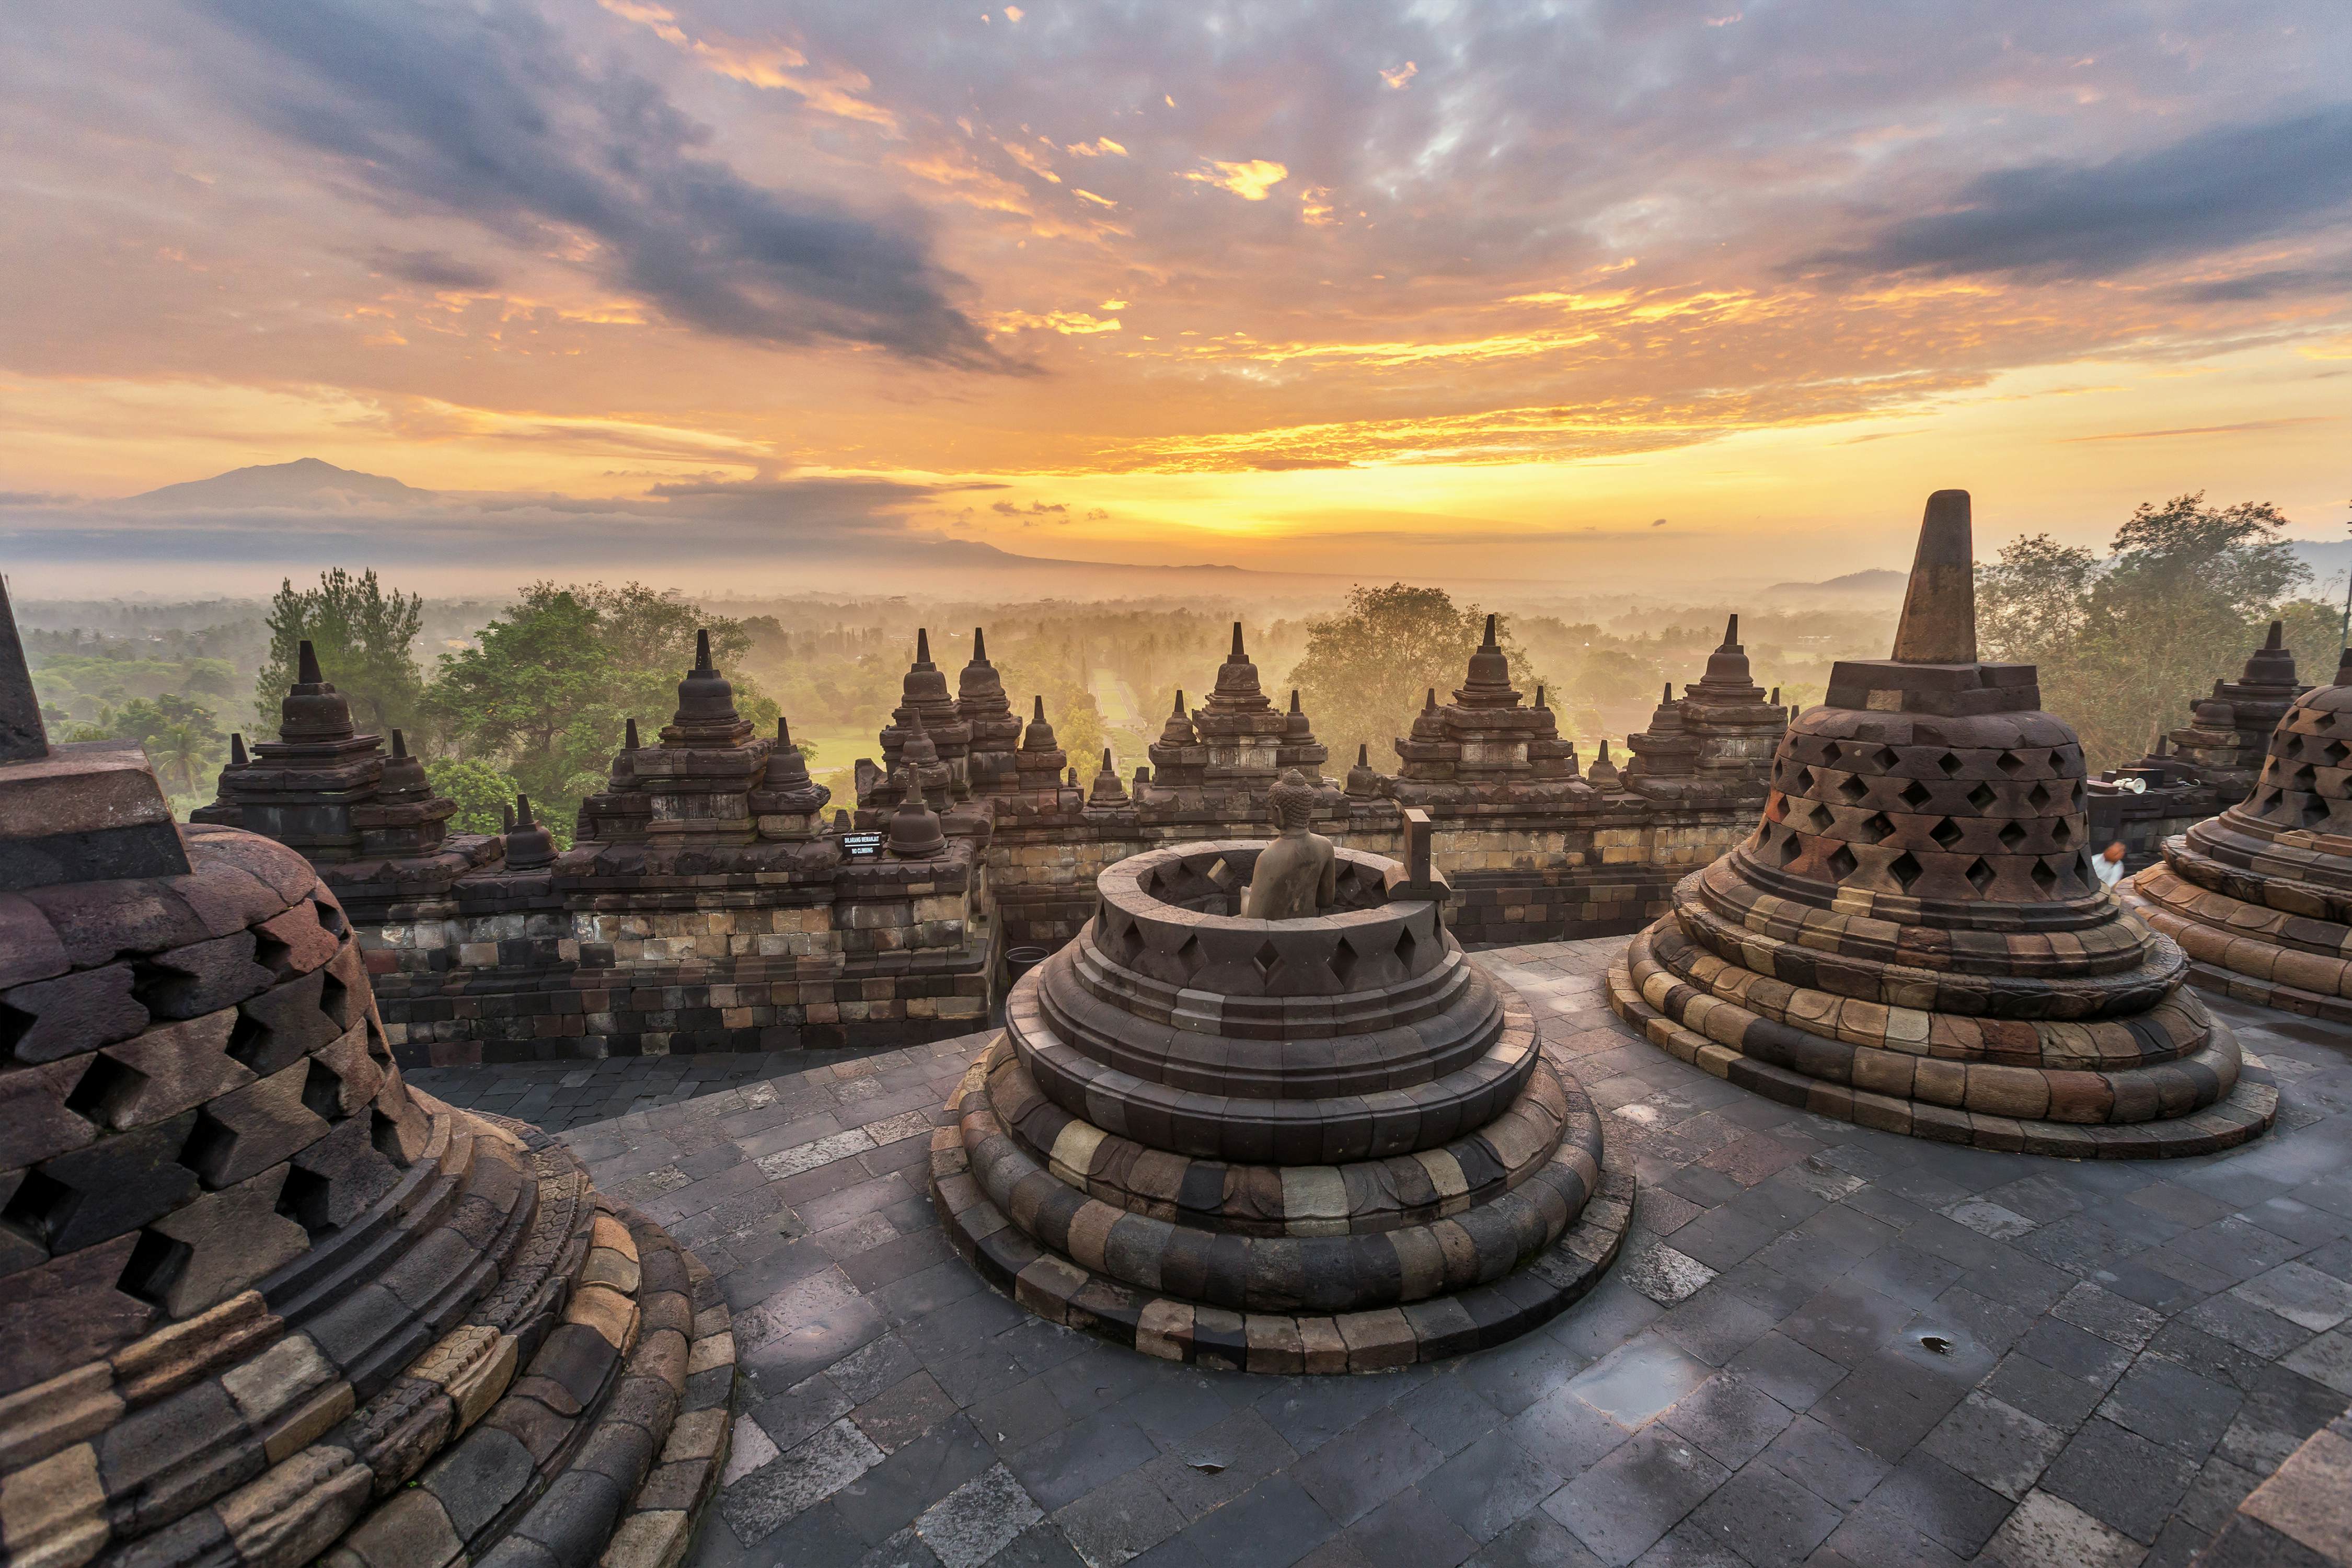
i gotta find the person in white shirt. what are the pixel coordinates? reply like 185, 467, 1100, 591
2093, 841, 2128, 893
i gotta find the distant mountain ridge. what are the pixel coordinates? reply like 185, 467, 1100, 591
119, 457, 434, 510
1760, 567, 1905, 597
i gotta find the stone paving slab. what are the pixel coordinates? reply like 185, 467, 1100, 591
412, 1044, 898, 1132
545, 936, 2352, 1568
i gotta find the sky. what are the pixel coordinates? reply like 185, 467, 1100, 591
3, 1, 2350, 595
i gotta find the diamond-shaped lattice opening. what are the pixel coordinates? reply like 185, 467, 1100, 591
2, 1167, 75, 1250
2320, 710, 2341, 732
2030, 858, 2060, 893
1930, 817, 1964, 850
2326, 740, 2350, 768
1899, 778, 1933, 811
276, 1165, 335, 1236
1774, 826, 1803, 868
1393, 926, 1420, 972
312, 898, 349, 939
1966, 782, 1997, 812
1998, 821, 2027, 851
1793, 767, 1815, 795
2026, 782, 2053, 809
1825, 844, 1858, 882
1251, 939, 1283, 987
1965, 858, 1996, 896
2051, 817, 2074, 847
1330, 937, 1360, 988
301, 1057, 347, 1121
1996, 750, 2025, 776
1174, 935, 1202, 978
1803, 802, 1832, 833
115, 1229, 191, 1309
1887, 851, 1923, 892
1206, 857, 1239, 891
1853, 812, 1894, 845
1938, 752, 1964, 777
64, 1052, 141, 1124
1837, 774, 1870, 803
1116, 921, 1148, 970
2303, 794, 2331, 829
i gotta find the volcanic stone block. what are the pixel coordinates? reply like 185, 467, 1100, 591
13, 1111, 201, 1255
86, 1009, 255, 1129
136, 931, 278, 1021
232, 968, 343, 1077
182, 1062, 331, 1190
1, 963, 146, 1064
0, 1056, 98, 1170
144, 1166, 312, 1318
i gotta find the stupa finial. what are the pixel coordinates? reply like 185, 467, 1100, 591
1890, 489, 1977, 665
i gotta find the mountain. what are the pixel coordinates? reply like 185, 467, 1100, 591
118, 457, 434, 511
1760, 568, 1906, 598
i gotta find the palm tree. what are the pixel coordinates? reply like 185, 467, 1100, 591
152, 723, 206, 794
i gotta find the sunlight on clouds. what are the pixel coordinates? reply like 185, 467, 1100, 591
1380, 62, 1417, 89
1065, 137, 1127, 157
985, 309, 1123, 335
597, 0, 898, 132
1184, 159, 1289, 201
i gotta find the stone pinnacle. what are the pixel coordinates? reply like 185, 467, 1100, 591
1482, 613, 1498, 649
1229, 622, 1245, 660
973, 627, 988, 661
229, 732, 249, 765
625, 717, 640, 750
916, 628, 932, 666
2266, 620, 2284, 651
693, 629, 712, 672
1890, 489, 1977, 665
1032, 695, 1046, 721
0, 574, 48, 762
391, 729, 409, 757
298, 639, 324, 685
1721, 613, 1739, 649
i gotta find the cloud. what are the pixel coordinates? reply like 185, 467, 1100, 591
368, 248, 501, 290
2174, 264, 2352, 303
1379, 62, 1416, 90
195, 0, 1008, 367
1816, 107, 2352, 281
2058, 417, 2338, 444
1184, 159, 1289, 202
0, 492, 73, 507
991, 499, 1069, 517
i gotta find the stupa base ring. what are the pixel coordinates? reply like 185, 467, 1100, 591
1607, 949, 2276, 1158
928, 1043, 1634, 1372
2125, 870, 2352, 1026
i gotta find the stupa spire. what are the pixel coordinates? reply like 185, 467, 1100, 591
1889, 489, 1977, 664
0, 575, 44, 761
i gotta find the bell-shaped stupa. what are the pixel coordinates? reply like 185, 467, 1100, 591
1608, 491, 2276, 1156
2128, 649, 2352, 1022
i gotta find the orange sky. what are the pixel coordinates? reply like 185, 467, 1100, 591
3, 2, 2349, 593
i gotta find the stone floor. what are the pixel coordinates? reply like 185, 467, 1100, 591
411, 1045, 894, 1131
499, 936, 2352, 1568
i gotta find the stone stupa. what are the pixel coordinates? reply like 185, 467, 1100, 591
928, 799, 1633, 1372
0, 583, 735, 1568
1607, 491, 2277, 1157
2128, 648, 2352, 1022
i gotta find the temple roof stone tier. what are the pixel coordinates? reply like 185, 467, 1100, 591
1609, 489, 2277, 1157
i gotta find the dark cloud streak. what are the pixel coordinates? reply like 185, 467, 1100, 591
197, 0, 1011, 367
1815, 106, 2352, 281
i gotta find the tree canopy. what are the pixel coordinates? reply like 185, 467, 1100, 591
424, 582, 778, 844
1286, 584, 1546, 770
258, 568, 426, 739
1977, 493, 2325, 769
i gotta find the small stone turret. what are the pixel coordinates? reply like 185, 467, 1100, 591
577, 627, 776, 844
194, 639, 467, 867
505, 791, 557, 868
1148, 623, 1327, 790
751, 715, 831, 838
1086, 746, 1129, 809
1014, 694, 1068, 793
1627, 613, 1788, 798
875, 629, 972, 802
1345, 742, 1386, 798
960, 627, 1024, 795
1158, 689, 1195, 750
1586, 738, 1621, 791
1391, 616, 1584, 808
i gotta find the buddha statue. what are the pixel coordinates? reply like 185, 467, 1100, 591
1241, 767, 1335, 920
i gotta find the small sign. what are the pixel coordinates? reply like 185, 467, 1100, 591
843, 831, 885, 859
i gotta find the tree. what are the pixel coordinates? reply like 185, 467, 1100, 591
64, 693, 227, 802
257, 569, 426, 740
1978, 494, 2314, 769
1286, 584, 1544, 770
424, 582, 778, 843
426, 757, 522, 837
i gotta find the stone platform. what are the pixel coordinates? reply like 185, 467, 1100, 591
539, 935, 2352, 1568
